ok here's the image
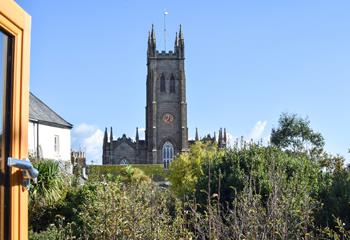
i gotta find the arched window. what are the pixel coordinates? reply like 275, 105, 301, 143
160, 73, 166, 92
170, 74, 175, 93
162, 141, 174, 169
120, 159, 129, 165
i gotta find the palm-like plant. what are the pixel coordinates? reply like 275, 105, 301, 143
30, 159, 70, 206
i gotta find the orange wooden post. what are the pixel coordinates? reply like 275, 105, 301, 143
0, 1, 31, 239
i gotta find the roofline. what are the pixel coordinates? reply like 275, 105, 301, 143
30, 91, 73, 128
29, 118, 73, 129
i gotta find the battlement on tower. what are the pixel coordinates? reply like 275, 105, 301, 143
147, 24, 184, 59
156, 50, 177, 57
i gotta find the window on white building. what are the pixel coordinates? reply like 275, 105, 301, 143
54, 135, 60, 154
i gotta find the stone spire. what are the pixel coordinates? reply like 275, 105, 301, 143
136, 127, 139, 153
218, 128, 223, 148
147, 24, 156, 57
102, 127, 109, 165
179, 24, 184, 40
195, 128, 199, 141
151, 24, 156, 40
175, 25, 184, 58
224, 128, 227, 144
174, 31, 179, 49
103, 127, 108, 144
110, 127, 113, 142
136, 127, 139, 142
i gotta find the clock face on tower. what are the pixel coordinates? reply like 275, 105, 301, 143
162, 113, 174, 124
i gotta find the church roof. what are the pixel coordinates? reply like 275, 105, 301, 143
29, 92, 73, 129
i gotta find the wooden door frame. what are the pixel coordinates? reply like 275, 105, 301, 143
0, 1, 31, 240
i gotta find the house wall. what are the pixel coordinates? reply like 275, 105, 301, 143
28, 121, 71, 161
28, 121, 37, 156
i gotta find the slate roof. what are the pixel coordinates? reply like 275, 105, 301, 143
29, 92, 73, 129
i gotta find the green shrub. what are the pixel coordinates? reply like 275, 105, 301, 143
28, 146, 350, 239
29, 227, 64, 240
88, 164, 167, 182
29, 159, 71, 232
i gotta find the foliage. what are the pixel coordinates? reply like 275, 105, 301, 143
168, 141, 218, 198
318, 152, 346, 173
271, 112, 325, 157
316, 167, 350, 229
185, 165, 318, 239
225, 156, 318, 239
88, 164, 167, 182
29, 216, 75, 240
29, 226, 65, 240
30, 179, 192, 239
319, 217, 350, 239
29, 159, 71, 232
29, 134, 350, 239
75, 181, 191, 239
30, 159, 70, 205
195, 142, 322, 210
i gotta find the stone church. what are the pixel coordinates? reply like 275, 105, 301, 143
102, 25, 227, 167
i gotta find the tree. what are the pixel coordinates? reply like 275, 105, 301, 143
194, 142, 321, 208
316, 167, 350, 229
270, 113, 325, 157
168, 141, 218, 198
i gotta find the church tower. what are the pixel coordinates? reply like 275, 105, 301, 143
145, 25, 188, 165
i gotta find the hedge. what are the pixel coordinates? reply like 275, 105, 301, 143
88, 164, 168, 182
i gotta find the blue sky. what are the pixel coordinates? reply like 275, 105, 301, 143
17, 0, 350, 164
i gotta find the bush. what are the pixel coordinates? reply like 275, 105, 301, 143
168, 141, 218, 198
29, 159, 71, 232
29, 145, 350, 239
88, 164, 167, 182
195, 143, 321, 208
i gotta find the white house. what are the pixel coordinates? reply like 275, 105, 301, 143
28, 92, 73, 164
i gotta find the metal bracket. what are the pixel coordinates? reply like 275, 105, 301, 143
7, 157, 39, 190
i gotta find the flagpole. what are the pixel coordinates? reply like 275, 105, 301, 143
163, 11, 168, 51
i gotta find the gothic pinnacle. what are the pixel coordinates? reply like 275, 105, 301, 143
103, 127, 108, 143
175, 32, 179, 47
224, 128, 227, 143
110, 127, 113, 142
195, 127, 199, 141
179, 24, 183, 39
136, 127, 139, 141
218, 128, 223, 147
151, 24, 156, 41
